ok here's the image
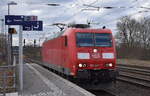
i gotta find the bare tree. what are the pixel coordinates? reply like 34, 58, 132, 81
116, 16, 150, 60
116, 16, 140, 48
138, 18, 150, 49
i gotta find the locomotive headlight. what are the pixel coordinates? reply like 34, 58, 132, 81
78, 63, 87, 67
105, 63, 113, 67
93, 49, 98, 53
108, 63, 113, 67
79, 64, 83, 67
83, 64, 87, 67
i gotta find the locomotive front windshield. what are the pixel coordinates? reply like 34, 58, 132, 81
76, 33, 112, 47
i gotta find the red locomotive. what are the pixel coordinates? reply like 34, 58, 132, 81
42, 24, 118, 86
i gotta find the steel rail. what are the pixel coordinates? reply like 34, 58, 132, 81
117, 64, 150, 88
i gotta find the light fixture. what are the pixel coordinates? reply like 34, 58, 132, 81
109, 63, 113, 67
83, 64, 87, 67
93, 49, 98, 53
8, 1, 17, 5
105, 63, 113, 67
79, 64, 82, 67
47, 3, 60, 6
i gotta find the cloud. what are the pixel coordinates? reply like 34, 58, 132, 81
29, 10, 42, 15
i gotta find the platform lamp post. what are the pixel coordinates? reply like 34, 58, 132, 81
7, 1, 17, 65
0, 19, 6, 57
0, 19, 4, 34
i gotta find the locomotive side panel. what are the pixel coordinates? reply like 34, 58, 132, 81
42, 37, 70, 74
66, 30, 78, 76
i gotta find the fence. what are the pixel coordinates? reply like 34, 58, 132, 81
0, 65, 16, 96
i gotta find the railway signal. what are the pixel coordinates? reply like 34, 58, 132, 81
8, 28, 17, 34
34, 39, 36, 47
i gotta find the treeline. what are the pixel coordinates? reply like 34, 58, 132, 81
24, 45, 42, 61
116, 16, 150, 60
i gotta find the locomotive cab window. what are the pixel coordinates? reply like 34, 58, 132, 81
76, 33, 94, 47
95, 33, 112, 47
76, 33, 112, 47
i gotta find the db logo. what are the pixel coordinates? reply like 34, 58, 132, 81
91, 53, 100, 58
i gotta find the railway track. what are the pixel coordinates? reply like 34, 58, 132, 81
89, 90, 115, 96
117, 64, 150, 88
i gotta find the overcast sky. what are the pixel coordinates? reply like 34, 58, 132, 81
0, 0, 150, 46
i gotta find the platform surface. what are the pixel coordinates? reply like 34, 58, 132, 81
22, 63, 95, 96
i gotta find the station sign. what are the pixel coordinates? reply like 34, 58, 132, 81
24, 16, 38, 21
5, 15, 43, 31
5, 15, 24, 25
22, 21, 43, 31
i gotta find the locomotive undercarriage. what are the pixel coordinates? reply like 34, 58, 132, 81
74, 69, 118, 90
43, 64, 118, 90
76, 69, 118, 84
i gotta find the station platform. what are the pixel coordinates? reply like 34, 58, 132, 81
22, 63, 95, 96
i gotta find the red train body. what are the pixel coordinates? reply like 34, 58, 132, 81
42, 27, 117, 83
